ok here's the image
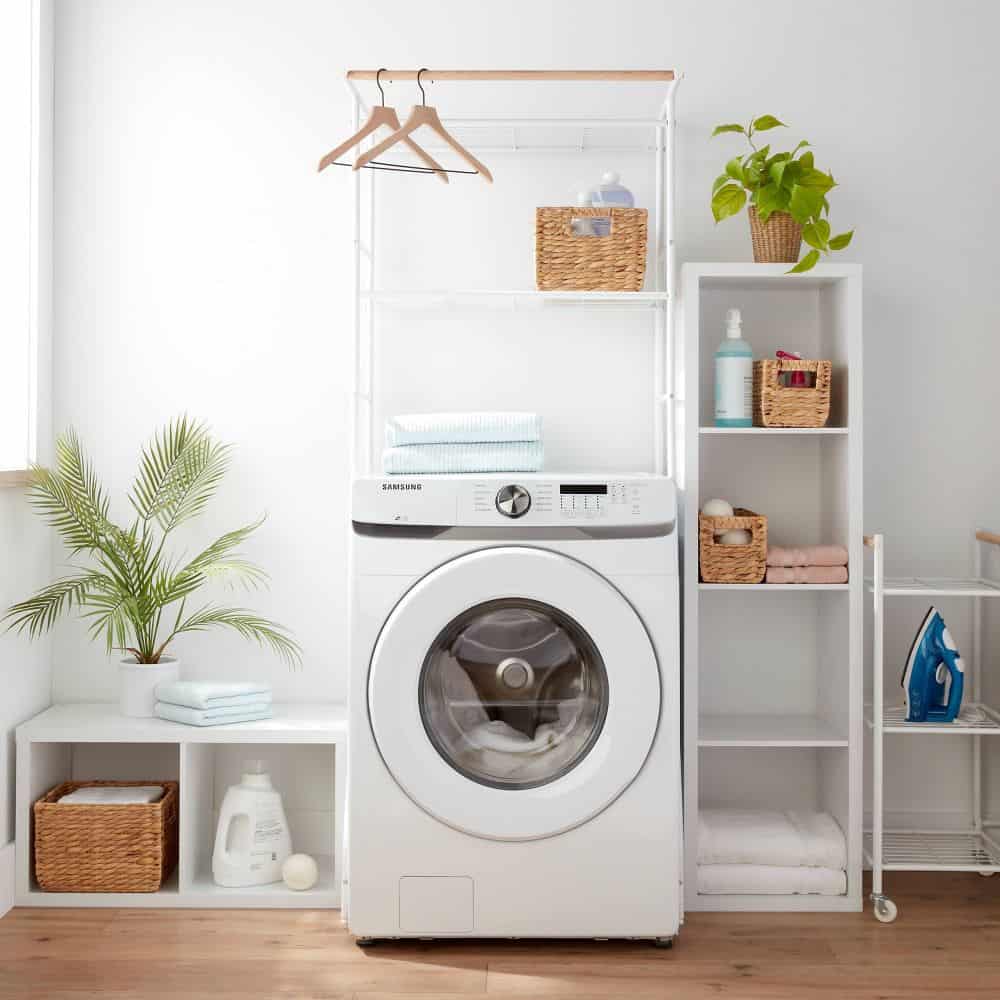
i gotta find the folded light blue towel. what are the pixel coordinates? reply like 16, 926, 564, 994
383, 440, 544, 475
385, 412, 542, 447
154, 680, 272, 711
154, 701, 273, 727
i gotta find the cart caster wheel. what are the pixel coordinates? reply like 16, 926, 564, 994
978, 871, 996, 877
654, 937, 674, 949
356, 937, 378, 947
873, 898, 898, 923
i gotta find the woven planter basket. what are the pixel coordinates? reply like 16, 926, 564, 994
34, 780, 179, 893
748, 205, 802, 264
536, 207, 647, 291
699, 508, 768, 584
753, 359, 833, 428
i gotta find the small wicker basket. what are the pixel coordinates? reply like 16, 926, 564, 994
33, 780, 179, 893
535, 206, 647, 291
699, 508, 768, 584
753, 359, 833, 428
748, 206, 802, 264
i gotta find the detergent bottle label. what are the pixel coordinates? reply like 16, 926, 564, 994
715, 356, 752, 421
250, 801, 287, 866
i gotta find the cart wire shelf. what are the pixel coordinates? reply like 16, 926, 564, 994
864, 830, 1000, 872
865, 576, 1000, 598
866, 702, 1000, 734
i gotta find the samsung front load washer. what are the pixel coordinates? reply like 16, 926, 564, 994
347, 474, 681, 943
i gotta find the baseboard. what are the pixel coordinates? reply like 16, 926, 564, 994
0, 842, 14, 919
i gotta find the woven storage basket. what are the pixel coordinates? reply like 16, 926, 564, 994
748, 206, 802, 264
535, 206, 647, 291
699, 508, 768, 584
753, 359, 833, 428
34, 780, 179, 893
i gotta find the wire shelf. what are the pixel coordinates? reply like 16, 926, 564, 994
866, 576, 1000, 598
865, 831, 1000, 872
867, 703, 1000, 735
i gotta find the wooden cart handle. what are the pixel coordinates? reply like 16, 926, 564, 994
976, 530, 1000, 547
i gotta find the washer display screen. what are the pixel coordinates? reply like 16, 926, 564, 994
419, 598, 609, 790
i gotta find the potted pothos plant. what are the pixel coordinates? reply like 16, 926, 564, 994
3, 417, 301, 716
710, 114, 854, 273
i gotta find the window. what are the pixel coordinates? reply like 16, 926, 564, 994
0, 1, 45, 475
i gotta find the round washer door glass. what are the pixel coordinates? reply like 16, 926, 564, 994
368, 547, 662, 842
420, 598, 609, 790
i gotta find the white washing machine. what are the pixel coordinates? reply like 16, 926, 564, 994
347, 473, 682, 944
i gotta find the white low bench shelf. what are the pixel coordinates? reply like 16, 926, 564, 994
15, 703, 347, 909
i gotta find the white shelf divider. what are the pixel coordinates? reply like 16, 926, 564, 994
15, 702, 347, 909
699, 713, 848, 748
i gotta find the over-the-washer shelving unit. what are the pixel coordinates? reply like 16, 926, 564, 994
865, 530, 1000, 923
15, 704, 347, 908
344, 69, 679, 480
680, 262, 864, 912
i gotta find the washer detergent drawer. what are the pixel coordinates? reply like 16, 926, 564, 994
399, 876, 474, 933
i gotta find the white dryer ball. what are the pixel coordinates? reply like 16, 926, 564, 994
717, 529, 752, 546
282, 853, 319, 891
701, 498, 734, 518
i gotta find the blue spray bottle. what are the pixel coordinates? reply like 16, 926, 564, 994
714, 308, 753, 428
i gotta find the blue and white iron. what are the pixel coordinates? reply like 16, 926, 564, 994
901, 606, 965, 723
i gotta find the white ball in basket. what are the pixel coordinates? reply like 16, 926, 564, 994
717, 529, 752, 546
701, 498, 734, 518
282, 853, 319, 891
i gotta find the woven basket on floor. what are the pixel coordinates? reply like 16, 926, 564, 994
699, 508, 768, 584
34, 780, 178, 892
753, 359, 833, 428
748, 206, 802, 264
535, 206, 647, 291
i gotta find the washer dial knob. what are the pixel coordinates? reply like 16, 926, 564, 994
495, 484, 531, 518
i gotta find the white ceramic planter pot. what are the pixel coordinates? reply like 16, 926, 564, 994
119, 656, 179, 717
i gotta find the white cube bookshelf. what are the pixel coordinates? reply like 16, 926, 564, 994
678, 262, 863, 912
15, 703, 347, 909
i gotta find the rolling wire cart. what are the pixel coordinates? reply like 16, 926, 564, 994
865, 530, 1000, 922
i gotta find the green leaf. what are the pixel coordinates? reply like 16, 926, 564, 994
725, 156, 745, 184
711, 184, 747, 222
769, 159, 788, 188
829, 230, 854, 251
802, 219, 831, 251
712, 123, 747, 137
787, 249, 821, 274
756, 183, 788, 224
170, 604, 302, 667
798, 150, 814, 171
751, 115, 787, 133
788, 185, 824, 224
797, 168, 836, 192
712, 173, 730, 194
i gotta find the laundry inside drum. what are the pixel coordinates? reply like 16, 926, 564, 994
419, 599, 609, 789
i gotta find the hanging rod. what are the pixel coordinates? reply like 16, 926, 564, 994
346, 69, 676, 82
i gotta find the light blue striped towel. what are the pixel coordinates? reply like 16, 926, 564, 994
385, 412, 542, 447
155, 680, 272, 710
382, 440, 544, 475
154, 701, 273, 727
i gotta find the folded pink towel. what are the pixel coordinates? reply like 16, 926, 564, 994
766, 545, 848, 568
766, 565, 848, 585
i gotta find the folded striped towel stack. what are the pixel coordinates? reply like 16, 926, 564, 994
765, 544, 849, 585
154, 681, 273, 727
383, 412, 544, 475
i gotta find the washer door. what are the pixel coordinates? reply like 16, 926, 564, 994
368, 547, 660, 841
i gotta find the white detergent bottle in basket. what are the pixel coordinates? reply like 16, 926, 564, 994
212, 759, 292, 887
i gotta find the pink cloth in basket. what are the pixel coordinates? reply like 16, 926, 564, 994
766, 544, 848, 568
766, 565, 848, 585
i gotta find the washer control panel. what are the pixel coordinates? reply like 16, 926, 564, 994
353, 475, 675, 529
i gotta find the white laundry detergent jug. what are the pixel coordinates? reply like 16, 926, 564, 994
212, 759, 292, 887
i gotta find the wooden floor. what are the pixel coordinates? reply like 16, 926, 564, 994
2, 873, 998, 998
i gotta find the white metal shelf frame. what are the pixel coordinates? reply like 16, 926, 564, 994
343, 69, 680, 479
865, 529, 1000, 922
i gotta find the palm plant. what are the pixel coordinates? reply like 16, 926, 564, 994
3, 417, 301, 666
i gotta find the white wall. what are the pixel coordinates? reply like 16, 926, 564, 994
51, 1, 1000, 819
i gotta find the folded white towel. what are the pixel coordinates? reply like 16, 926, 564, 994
383, 441, 544, 475
698, 809, 846, 870
59, 786, 164, 805
697, 864, 846, 896
386, 412, 542, 447
154, 702, 273, 727
154, 680, 272, 710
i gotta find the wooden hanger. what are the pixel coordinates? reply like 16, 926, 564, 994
353, 69, 493, 183
317, 69, 449, 183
